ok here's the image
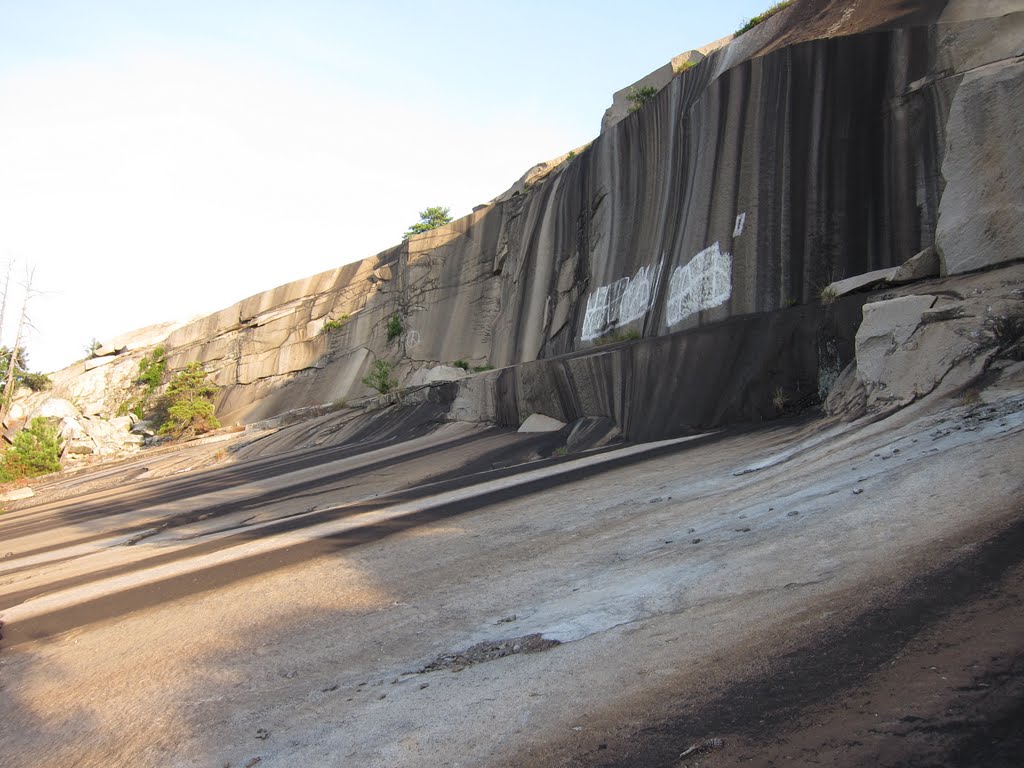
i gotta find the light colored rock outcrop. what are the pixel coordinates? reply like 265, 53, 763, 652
29, 398, 79, 420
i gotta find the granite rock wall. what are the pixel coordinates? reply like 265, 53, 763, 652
61, 0, 1024, 426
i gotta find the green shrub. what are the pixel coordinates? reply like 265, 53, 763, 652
736, 0, 795, 36
404, 206, 452, 239
627, 85, 659, 113
0, 347, 49, 393
321, 314, 350, 334
19, 372, 51, 391
156, 362, 220, 439
137, 346, 167, 391
362, 360, 398, 394
0, 417, 61, 482
472, 364, 495, 373
386, 314, 404, 342
118, 346, 167, 419
674, 60, 696, 75
452, 360, 470, 371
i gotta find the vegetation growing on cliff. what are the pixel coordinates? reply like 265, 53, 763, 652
627, 86, 659, 113
0, 347, 51, 393
0, 417, 61, 482
386, 314, 403, 342
118, 346, 167, 419
156, 362, 221, 439
361, 360, 398, 394
321, 314, 350, 334
404, 206, 452, 238
735, 0, 795, 36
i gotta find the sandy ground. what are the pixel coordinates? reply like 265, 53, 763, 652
1, 368, 1022, 767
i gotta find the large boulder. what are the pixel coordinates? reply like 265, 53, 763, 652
29, 397, 79, 420
518, 414, 566, 433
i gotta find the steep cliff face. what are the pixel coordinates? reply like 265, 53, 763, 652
56, 0, 1024, 426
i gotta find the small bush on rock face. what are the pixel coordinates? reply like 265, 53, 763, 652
627, 86, 659, 113
138, 346, 167, 390
452, 360, 470, 371
386, 314, 403, 342
118, 346, 168, 419
0, 417, 62, 482
157, 362, 221, 439
362, 360, 398, 394
321, 315, 350, 334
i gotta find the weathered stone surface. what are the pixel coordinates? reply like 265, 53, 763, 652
481, 298, 865, 442
447, 370, 500, 425
108, 416, 134, 433
58, 416, 87, 441
6, 401, 27, 422
0, 486, 34, 502
824, 362, 867, 422
29, 397, 79, 420
846, 264, 1024, 412
407, 365, 470, 388
828, 268, 900, 298
64, 439, 95, 455
936, 58, 1024, 275
856, 295, 937, 385
889, 247, 939, 285
565, 416, 622, 453
84, 355, 116, 371
518, 414, 567, 433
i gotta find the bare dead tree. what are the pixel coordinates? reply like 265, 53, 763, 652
1, 266, 39, 424
0, 259, 13, 344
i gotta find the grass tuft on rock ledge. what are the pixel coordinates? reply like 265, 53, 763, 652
736, 0, 796, 36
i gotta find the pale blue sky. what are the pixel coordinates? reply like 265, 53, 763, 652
1, 0, 779, 372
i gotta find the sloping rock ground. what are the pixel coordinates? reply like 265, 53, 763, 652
0, 355, 1020, 766
0, 261, 1021, 767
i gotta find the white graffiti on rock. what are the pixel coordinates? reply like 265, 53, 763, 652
666, 242, 732, 326
581, 260, 664, 341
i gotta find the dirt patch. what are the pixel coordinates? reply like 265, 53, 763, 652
421, 634, 561, 673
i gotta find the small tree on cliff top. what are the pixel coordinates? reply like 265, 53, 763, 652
404, 206, 452, 239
